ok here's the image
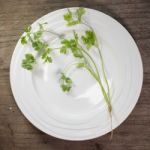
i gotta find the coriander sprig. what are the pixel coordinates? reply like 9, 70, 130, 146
21, 23, 54, 69
60, 73, 73, 92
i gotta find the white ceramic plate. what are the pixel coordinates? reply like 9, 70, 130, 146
10, 8, 143, 140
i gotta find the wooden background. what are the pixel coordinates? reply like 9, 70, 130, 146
0, 0, 150, 149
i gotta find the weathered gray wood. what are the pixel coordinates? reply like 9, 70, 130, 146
0, 0, 150, 149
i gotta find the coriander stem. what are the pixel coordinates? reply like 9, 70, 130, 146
82, 21, 111, 99
78, 45, 111, 112
79, 45, 101, 80
84, 65, 112, 112
97, 45, 110, 97
81, 21, 93, 31
52, 47, 61, 50
62, 58, 112, 112
45, 30, 64, 38
28, 33, 34, 43
63, 62, 78, 73
82, 21, 113, 136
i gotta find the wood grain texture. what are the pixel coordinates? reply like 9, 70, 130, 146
0, 0, 150, 149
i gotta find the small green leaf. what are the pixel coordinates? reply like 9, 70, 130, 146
39, 23, 44, 31
60, 73, 72, 92
32, 40, 44, 51
60, 46, 67, 54
21, 36, 28, 45
33, 31, 42, 40
76, 63, 85, 68
61, 84, 72, 92
22, 53, 36, 70
61, 39, 69, 46
24, 26, 31, 33
45, 47, 51, 53
81, 30, 96, 49
32, 23, 46, 41
60, 32, 83, 58
73, 31, 78, 40
67, 20, 79, 26
60, 73, 66, 80
76, 7, 85, 22
42, 48, 52, 63
45, 56, 52, 63
64, 10, 72, 22
63, 8, 86, 26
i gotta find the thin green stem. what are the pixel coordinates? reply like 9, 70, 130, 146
45, 30, 64, 38
76, 31, 112, 112
84, 65, 112, 112
78, 45, 111, 111
82, 21, 111, 100
84, 65, 99, 82
97, 45, 110, 97
52, 47, 61, 50
27, 33, 34, 43
63, 62, 78, 73
79, 45, 100, 79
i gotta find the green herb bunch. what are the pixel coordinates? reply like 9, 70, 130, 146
21, 7, 113, 138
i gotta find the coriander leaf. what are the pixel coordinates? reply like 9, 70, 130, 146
72, 50, 83, 58
60, 38, 82, 58
21, 36, 28, 45
81, 30, 96, 49
60, 72, 66, 80
42, 48, 52, 63
61, 84, 70, 92
24, 26, 31, 33
42, 48, 51, 59
39, 23, 44, 31
76, 7, 85, 22
21, 26, 32, 45
22, 53, 36, 70
45, 56, 52, 63
76, 62, 85, 68
69, 39, 77, 50
33, 23, 45, 40
60, 73, 72, 92
63, 8, 86, 26
64, 9, 72, 22
61, 39, 70, 46
68, 21, 79, 26
33, 31, 43, 40
63, 9, 79, 26
32, 40, 44, 51
60, 46, 67, 54
73, 30, 78, 41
